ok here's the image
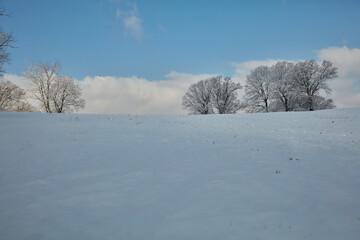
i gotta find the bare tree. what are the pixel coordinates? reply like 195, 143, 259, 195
0, 8, 16, 76
291, 60, 337, 111
244, 66, 273, 113
182, 79, 213, 114
24, 61, 85, 113
211, 76, 242, 114
51, 76, 85, 113
25, 61, 60, 113
0, 80, 34, 112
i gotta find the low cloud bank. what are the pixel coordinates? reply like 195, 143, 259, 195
2, 46, 359, 114
80, 72, 215, 115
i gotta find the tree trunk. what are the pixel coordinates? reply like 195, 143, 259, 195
284, 98, 289, 112
308, 96, 314, 111
265, 99, 268, 112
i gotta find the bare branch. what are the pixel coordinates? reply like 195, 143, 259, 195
0, 8, 16, 75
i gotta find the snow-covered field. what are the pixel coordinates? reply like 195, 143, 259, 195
0, 109, 359, 240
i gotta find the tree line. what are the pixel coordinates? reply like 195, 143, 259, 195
0, 8, 85, 113
182, 60, 337, 114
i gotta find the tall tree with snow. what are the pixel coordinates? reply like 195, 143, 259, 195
210, 76, 242, 114
270, 61, 301, 112
291, 60, 337, 111
182, 79, 214, 114
244, 66, 273, 113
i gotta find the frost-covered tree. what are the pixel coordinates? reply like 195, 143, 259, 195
182, 79, 214, 114
211, 76, 242, 114
291, 60, 337, 111
0, 80, 34, 112
244, 60, 336, 113
244, 66, 273, 113
183, 76, 242, 114
24, 61, 85, 113
51, 76, 85, 113
270, 61, 300, 112
0, 8, 16, 76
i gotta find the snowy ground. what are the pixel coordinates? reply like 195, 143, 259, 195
0, 109, 359, 240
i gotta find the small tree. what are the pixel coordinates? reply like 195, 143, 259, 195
24, 61, 85, 113
244, 66, 273, 113
211, 76, 242, 114
291, 60, 337, 111
182, 79, 213, 114
0, 80, 34, 112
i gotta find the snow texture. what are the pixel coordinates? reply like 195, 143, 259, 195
1, 109, 360, 239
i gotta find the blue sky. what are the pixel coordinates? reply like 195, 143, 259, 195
1, 0, 360, 114
2, 0, 360, 80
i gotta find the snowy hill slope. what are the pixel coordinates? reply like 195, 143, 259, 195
0, 109, 359, 240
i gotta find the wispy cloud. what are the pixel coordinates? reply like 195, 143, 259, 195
116, 3, 144, 41
158, 24, 167, 32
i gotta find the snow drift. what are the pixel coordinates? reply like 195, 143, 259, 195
0, 109, 359, 239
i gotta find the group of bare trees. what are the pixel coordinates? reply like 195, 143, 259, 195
0, 8, 85, 113
182, 76, 242, 114
243, 60, 337, 113
182, 60, 337, 114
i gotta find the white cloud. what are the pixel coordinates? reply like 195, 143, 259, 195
116, 3, 144, 40
317, 46, 360, 108
318, 46, 360, 77
1, 74, 27, 89
80, 72, 216, 115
